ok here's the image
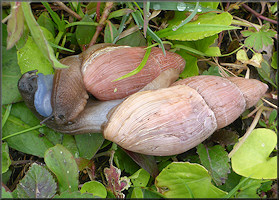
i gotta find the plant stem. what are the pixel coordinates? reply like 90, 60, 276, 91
55, 1, 82, 20
2, 124, 45, 140
88, 2, 114, 47
241, 3, 277, 25
228, 107, 264, 158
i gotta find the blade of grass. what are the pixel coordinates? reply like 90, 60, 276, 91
2, 124, 45, 140
65, 21, 99, 28
42, 2, 65, 32
112, 46, 152, 81
113, 14, 128, 44
127, 2, 166, 55
173, 2, 199, 31
223, 176, 251, 198
21, 2, 68, 69
2, 104, 12, 129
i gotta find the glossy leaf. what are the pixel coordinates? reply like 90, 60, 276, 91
44, 144, 79, 193
17, 36, 54, 75
21, 2, 68, 69
231, 128, 277, 179
80, 181, 107, 198
197, 144, 230, 185
2, 43, 22, 104
157, 12, 239, 41
155, 162, 227, 198
2, 142, 11, 174
129, 168, 150, 187
75, 133, 104, 159
14, 163, 57, 198
7, 2, 24, 49
75, 14, 96, 46
2, 110, 53, 158
104, 21, 118, 43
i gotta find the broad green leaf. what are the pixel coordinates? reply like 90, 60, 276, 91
197, 144, 230, 185
80, 181, 107, 198
155, 162, 227, 198
131, 187, 165, 198
157, 12, 239, 41
176, 50, 198, 78
2, 42, 22, 105
231, 128, 277, 179
14, 163, 57, 198
271, 51, 277, 69
202, 66, 221, 76
2, 142, 11, 174
114, 147, 140, 175
75, 14, 96, 46
54, 191, 93, 198
62, 135, 79, 158
37, 12, 56, 37
217, 170, 242, 192
44, 144, 79, 193
2, 169, 12, 185
75, 133, 104, 159
2, 186, 13, 198
2, 106, 53, 157
129, 168, 150, 187
235, 178, 266, 198
116, 29, 147, 47
242, 26, 276, 51
104, 21, 118, 43
7, 2, 24, 49
17, 36, 54, 75
21, 2, 68, 69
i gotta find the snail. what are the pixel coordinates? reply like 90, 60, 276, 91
18, 44, 268, 156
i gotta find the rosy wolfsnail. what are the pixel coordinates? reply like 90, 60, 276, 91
18, 44, 268, 156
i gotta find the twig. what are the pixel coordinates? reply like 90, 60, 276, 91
88, 2, 114, 47
55, 1, 82, 21
261, 98, 278, 109
228, 107, 264, 158
242, 3, 277, 25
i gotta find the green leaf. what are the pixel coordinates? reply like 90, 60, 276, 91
62, 135, 79, 158
17, 36, 54, 75
176, 49, 198, 78
7, 2, 24, 49
157, 12, 239, 41
80, 181, 107, 198
268, 109, 277, 125
114, 148, 140, 175
2, 45, 22, 104
231, 128, 277, 179
242, 26, 276, 51
116, 29, 147, 47
75, 14, 96, 46
108, 8, 134, 19
155, 162, 227, 198
54, 191, 93, 198
21, 2, 68, 69
37, 12, 56, 37
129, 168, 150, 187
75, 133, 104, 159
235, 177, 266, 198
202, 66, 221, 76
14, 163, 57, 198
2, 142, 11, 174
2, 186, 13, 198
44, 144, 79, 193
197, 144, 230, 185
257, 59, 277, 88
271, 51, 277, 69
104, 21, 118, 43
2, 106, 54, 157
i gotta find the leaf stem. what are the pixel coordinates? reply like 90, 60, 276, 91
241, 3, 278, 25
2, 124, 45, 140
228, 107, 264, 158
55, 1, 82, 20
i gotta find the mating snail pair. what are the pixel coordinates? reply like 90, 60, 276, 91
18, 44, 268, 156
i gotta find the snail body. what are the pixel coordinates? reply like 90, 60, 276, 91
18, 44, 268, 156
